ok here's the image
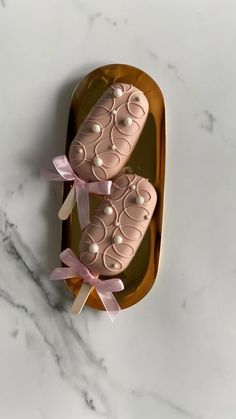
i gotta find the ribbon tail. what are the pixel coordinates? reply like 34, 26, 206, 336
97, 290, 121, 322
76, 187, 90, 230
40, 168, 63, 181
50, 267, 79, 280
95, 278, 124, 293
88, 180, 112, 196
52, 155, 76, 181
60, 248, 93, 279
58, 185, 76, 220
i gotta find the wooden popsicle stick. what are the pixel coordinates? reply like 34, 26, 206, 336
71, 283, 94, 315
58, 185, 76, 220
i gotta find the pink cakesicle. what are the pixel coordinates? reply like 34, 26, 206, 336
79, 173, 157, 276
69, 83, 149, 181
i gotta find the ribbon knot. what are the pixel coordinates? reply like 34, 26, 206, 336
41, 155, 112, 230
50, 248, 124, 321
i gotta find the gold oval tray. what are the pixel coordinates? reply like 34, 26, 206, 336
61, 63, 165, 310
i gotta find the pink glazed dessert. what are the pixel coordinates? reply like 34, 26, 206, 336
79, 173, 157, 276
69, 83, 149, 181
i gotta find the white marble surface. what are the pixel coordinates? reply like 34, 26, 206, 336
0, 0, 236, 418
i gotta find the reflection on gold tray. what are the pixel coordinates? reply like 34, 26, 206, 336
61, 64, 165, 310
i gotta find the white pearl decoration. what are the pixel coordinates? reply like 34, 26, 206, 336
130, 184, 136, 190
113, 88, 123, 98
144, 214, 150, 220
104, 206, 113, 215
136, 196, 144, 205
78, 148, 83, 154
91, 123, 101, 133
93, 156, 103, 167
113, 235, 123, 245
89, 243, 99, 253
114, 221, 120, 227
112, 263, 119, 269
123, 117, 132, 127
111, 144, 116, 150
111, 109, 117, 115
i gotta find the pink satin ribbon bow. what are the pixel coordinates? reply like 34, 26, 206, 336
42, 155, 112, 230
50, 248, 124, 321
